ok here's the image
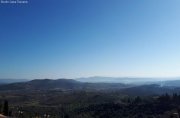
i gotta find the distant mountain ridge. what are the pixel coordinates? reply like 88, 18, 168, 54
1, 76, 180, 85
0, 79, 82, 91
0, 79, 131, 91
0, 78, 180, 96
0, 78, 28, 84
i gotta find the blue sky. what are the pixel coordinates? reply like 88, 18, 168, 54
0, 0, 180, 79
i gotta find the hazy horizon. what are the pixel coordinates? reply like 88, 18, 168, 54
1, 76, 180, 81
1, 0, 180, 79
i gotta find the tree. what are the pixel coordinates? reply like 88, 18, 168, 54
3, 100, 9, 116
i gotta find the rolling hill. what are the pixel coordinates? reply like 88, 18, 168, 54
0, 78, 180, 96
0, 79, 131, 91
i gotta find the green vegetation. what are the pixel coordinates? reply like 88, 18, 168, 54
0, 90, 180, 118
